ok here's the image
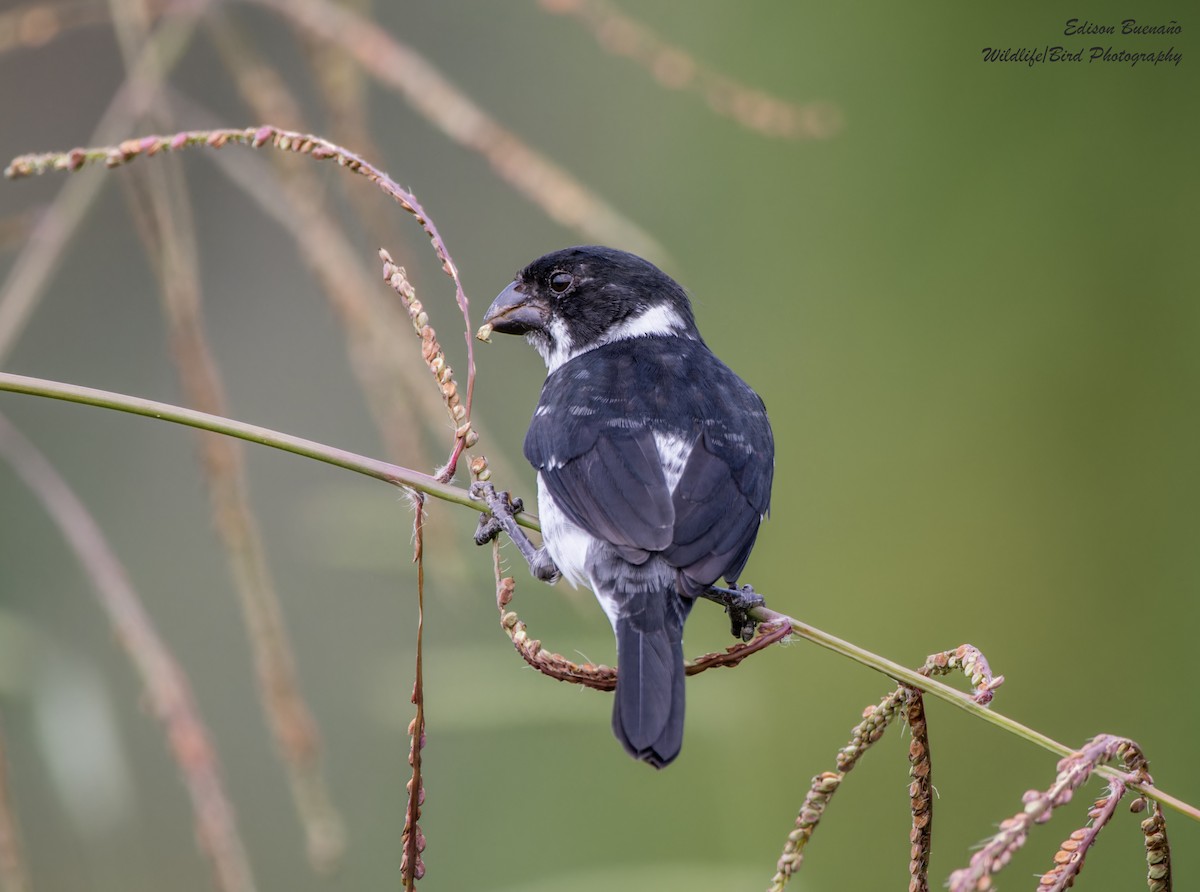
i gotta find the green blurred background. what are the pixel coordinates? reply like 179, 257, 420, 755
0, 2, 1196, 890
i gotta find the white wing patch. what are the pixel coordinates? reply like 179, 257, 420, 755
653, 432, 692, 495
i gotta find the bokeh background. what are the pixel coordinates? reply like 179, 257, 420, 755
0, 1, 1196, 890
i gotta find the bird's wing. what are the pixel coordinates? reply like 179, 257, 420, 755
524, 348, 675, 559
664, 365, 774, 594
524, 338, 774, 581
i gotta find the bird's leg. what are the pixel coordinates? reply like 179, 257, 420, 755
704, 583, 766, 642
470, 481, 561, 583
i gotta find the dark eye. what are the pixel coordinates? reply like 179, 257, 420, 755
549, 271, 574, 294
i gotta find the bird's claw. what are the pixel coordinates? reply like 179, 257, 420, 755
468, 481, 562, 583
473, 513, 502, 546
470, 484, 522, 546
708, 584, 765, 642
529, 552, 561, 584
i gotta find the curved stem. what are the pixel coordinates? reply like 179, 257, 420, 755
1, 370, 1195, 823
0, 371, 533, 529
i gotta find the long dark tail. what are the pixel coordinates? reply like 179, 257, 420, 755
611, 590, 691, 768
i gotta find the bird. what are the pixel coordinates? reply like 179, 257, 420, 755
481, 245, 774, 768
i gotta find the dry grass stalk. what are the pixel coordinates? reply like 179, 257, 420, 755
1141, 802, 1172, 891
0, 413, 258, 892
102, 5, 345, 858
241, 0, 666, 262
1038, 781, 1125, 891
0, 720, 32, 892
906, 692, 932, 892
379, 252, 477, 475
772, 644, 1004, 891
768, 687, 909, 891
539, 0, 841, 141
202, 20, 432, 470
917, 643, 1004, 704
122, 160, 345, 871
0, 7, 205, 362
5, 123, 480, 470
948, 735, 1161, 892
401, 500, 428, 888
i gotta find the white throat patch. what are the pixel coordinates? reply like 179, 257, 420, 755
536, 304, 690, 373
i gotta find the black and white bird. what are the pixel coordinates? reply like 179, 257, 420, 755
482, 246, 774, 768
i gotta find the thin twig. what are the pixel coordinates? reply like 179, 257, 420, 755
401, 500, 428, 888
0, 412, 258, 892
0, 370, 1195, 826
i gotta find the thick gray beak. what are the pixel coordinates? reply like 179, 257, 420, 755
482, 281, 549, 335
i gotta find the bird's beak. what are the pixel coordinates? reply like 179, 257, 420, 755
482, 281, 549, 335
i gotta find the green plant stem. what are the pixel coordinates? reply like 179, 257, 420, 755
0, 371, 532, 529
754, 606, 1199, 823
1, 370, 1195, 824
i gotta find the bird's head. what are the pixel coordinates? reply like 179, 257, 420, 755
482, 246, 699, 372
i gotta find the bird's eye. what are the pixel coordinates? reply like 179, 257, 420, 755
549, 271, 574, 294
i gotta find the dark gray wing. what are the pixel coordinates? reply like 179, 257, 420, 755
525, 338, 773, 581
524, 346, 675, 562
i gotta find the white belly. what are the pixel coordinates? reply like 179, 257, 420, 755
536, 474, 621, 629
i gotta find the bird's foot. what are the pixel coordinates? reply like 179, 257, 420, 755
472, 486, 523, 545
706, 584, 765, 642
527, 549, 561, 584
470, 481, 561, 584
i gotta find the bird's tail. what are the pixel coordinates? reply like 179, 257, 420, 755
612, 591, 691, 768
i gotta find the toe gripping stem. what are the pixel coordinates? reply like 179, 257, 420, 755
704, 584, 767, 642
470, 481, 560, 583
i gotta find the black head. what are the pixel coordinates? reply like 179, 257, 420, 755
483, 246, 699, 371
